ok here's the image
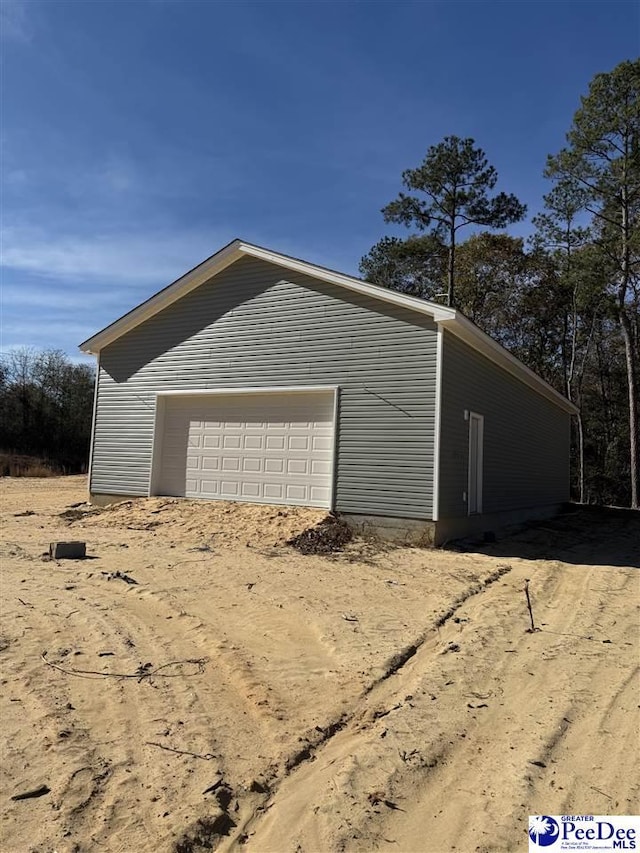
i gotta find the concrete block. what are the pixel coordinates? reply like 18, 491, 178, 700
50, 541, 87, 560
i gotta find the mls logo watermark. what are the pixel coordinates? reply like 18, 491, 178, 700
530, 816, 560, 847
529, 815, 638, 851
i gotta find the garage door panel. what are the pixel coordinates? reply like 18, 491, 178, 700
241, 482, 261, 498
223, 434, 241, 449
263, 483, 283, 500
286, 484, 307, 501
156, 392, 334, 508
265, 435, 285, 450
288, 436, 309, 451
220, 480, 240, 496
310, 485, 331, 502
221, 457, 240, 471
312, 436, 332, 451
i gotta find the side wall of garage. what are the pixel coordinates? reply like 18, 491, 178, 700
438, 329, 571, 525
91, 256, 438, 519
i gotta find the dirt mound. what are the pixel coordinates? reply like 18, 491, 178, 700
59, 504, 100, 522
287, 515, 353, 555
74, 496, 328, 547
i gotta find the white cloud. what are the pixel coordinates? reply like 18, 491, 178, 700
0, 224, 361, 358
3, 168, 30, 187
64, 155, 139, 199
101, 158, 135, 194
2, 285, 125, 312
1, 0, 33, 43
2, 318, 93, 340
0, 317, 96, 356
1, 226, 235, 286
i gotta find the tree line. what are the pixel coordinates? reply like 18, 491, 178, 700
0, 348, 95, 474
361, 59, 639, 509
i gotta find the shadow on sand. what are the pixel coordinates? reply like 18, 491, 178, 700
449, 505, 640, 569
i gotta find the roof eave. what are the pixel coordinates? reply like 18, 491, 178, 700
78, 239, 577, 416
237, 242, 456, 323
79, 239, 454, 354
439, 314, 579, 415
79, 238, 246, 354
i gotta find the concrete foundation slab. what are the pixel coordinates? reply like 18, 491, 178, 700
90, 493, 142, 507
432, 503, 565, 546
341, 503, 565, 548
341, 514, 436, 546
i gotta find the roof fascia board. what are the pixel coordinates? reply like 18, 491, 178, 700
79, 240, 245, 354
237, 243, 455, 323
78, 238, 577, 415
80, 240, 453, 354
241, 243, 577, 414
440, 315, 578, 415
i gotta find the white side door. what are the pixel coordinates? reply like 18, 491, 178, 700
468, 411, 484, 515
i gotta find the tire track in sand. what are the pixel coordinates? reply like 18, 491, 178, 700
224, 559, 638, 853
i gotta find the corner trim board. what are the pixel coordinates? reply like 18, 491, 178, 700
330, 387, 340, 511
432, 326, 443, 521
87, 353, 100, 496
148, 394, 167, 497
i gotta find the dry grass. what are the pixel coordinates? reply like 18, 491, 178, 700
0, 453, 61, 478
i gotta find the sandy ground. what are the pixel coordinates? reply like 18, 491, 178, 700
0, 476, 638, 853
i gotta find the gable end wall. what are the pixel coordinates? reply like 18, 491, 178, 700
91, 256, 438, 519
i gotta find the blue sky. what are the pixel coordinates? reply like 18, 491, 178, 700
2, 0, 637, 361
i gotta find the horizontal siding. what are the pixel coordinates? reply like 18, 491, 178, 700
439, 330, 571, 519
92, 256, 438, 518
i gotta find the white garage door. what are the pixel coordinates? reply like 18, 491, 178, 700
154, 391, 335, 508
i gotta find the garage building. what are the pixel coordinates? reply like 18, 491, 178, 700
80, 239, 577, 544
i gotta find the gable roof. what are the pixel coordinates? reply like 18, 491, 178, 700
79, 238, 578, 415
